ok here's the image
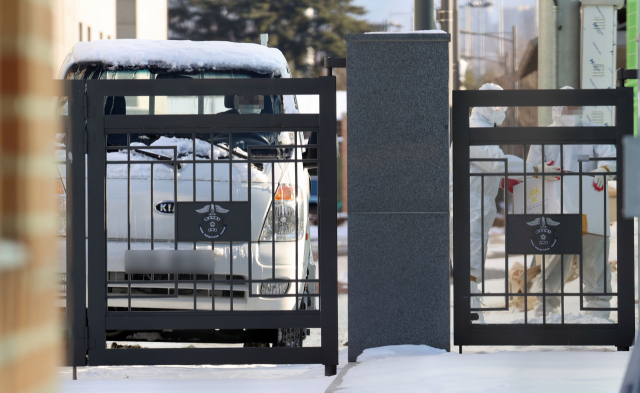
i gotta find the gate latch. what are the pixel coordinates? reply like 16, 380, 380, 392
85, 327, 96, 350
323, 57, 346, 76
617, 68, 638, 85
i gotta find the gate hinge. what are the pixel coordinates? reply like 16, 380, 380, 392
82, 93, 95, 119
83, 93, 88, 119
85, 327, 96, 349
82, 91, 89, 148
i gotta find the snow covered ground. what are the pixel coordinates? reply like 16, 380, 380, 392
59, 294, 349, 392
60, 343, 632, 393
62, 379, 331, 393
335, 345, 631, 393
59, 352, 346, 393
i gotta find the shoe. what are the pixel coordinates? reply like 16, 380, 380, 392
471, 281, 485, 324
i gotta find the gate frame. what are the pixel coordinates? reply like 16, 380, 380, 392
61, 80, 88, 368
452, 87, 635, 349
64, 77, 338, 374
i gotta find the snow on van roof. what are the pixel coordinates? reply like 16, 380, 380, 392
59, 39, 288, 78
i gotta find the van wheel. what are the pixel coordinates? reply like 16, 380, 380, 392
275, 328, 306, 347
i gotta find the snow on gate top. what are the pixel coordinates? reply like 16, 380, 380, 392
58, 39, 289, 78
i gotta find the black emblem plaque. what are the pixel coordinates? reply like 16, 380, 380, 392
176, 202, 251, 242
506, 214, 582, 255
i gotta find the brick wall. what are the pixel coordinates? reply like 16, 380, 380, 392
0, 1, 61, 391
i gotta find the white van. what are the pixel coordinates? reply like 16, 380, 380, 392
57, 39, 316, 346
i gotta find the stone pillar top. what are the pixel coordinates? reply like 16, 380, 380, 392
345, 32, 451, 42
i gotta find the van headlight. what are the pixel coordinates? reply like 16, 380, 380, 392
259, 184, 305, 242
260, 281, 290, 295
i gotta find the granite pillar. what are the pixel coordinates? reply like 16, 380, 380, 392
345, 32, 451, 362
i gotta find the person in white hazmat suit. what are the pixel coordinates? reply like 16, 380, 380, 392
527, 86, 616, 320
449, 83, 561, 323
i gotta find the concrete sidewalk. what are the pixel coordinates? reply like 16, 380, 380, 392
326, 345, 631, 393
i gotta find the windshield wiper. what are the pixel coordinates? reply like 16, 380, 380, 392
132, 148, 184, 170
212, 142, 264, 171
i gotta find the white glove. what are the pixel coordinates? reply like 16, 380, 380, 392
534, 161, 561, 180
592, 167, 612, 191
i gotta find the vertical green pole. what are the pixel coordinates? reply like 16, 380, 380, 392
627, 0, 638, 135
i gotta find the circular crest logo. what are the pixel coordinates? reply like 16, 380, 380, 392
526, 216, 560, 252
195, 204, 229, 239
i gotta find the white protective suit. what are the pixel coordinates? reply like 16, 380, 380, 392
449, 83, 541, 323
527, 87, 616, 320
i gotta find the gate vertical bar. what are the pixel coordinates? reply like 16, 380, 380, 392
87, 81, 108, 360
318, 76, 338, 375
615, 87, 635, 347
66, 80, 87, 366
452, 90, 471, 344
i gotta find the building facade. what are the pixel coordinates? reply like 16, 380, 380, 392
117, 0, 168, 40
52, 0, 168, 77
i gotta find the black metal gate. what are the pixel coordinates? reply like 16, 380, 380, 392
452, 87, 634, 349
62, 76, 338, 374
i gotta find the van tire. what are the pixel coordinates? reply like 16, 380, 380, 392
275, 328, 306, 347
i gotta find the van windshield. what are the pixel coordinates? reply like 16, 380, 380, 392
65, 64, 284, 116
64, 64, 291, 159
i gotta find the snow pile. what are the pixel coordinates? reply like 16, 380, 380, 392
338, 348, 630, 393
61, 39, 288, 77
133, 136, 212, 159
61, 379, 333, 393
514, 313, 613, 325
364, 30, 448, 34
357, 345, 446, 363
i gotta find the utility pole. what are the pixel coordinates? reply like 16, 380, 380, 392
439, 0, 458, 90
557, 0, 581, 89
415, 0, 436, 30
512, 25, 518, 91
538, 0, 581, 126
439, 0, 451, 33
453, 0, 460, 90
499, 0, 504, 56
465, 5, 471, 60
480, 7, 485, 75
465, 1, 493, 78
512, 25, 518, 125
538, 0, 557, 126
438, 0, 454, 98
